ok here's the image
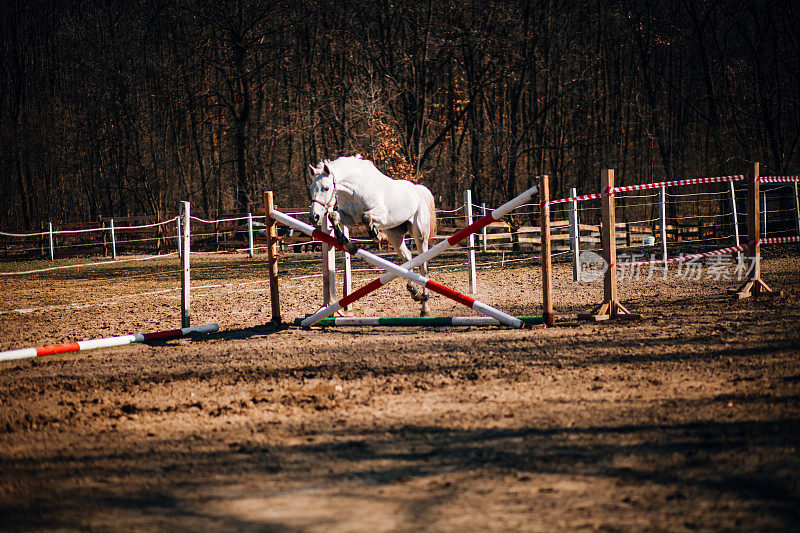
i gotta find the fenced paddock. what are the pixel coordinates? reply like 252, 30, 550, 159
2, 168, 800, 530
2, 246, 800, 530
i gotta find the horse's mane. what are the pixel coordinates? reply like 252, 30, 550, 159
324, 155, 383, 180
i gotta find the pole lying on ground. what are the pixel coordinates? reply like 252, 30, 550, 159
0, 323, 219, 363
284, 185, 539, 328
294, 316, 544, 327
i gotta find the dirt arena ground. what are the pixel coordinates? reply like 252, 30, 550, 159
1, 251, 799, 531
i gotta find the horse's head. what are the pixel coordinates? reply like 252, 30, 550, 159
308, 162, 335, 226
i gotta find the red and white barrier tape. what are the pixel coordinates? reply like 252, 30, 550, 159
758, 175, 800, 183
621, 244, 748, 268
759, 235, 800, 245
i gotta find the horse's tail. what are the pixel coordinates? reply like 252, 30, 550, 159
416, 184, 437, 239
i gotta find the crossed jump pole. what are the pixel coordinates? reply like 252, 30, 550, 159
269, 184, 543, 329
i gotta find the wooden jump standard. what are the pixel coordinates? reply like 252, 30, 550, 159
266, 178, 554, 328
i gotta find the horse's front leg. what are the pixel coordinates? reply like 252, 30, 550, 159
325, 210, 346, 245
361, 213, 382, 241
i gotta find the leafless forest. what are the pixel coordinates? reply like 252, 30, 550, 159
2, 0, 799, 230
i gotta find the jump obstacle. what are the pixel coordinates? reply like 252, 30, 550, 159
0, 323, 219, 363
267, 179, 553, 328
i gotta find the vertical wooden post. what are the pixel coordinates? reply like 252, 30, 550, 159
465, 189, 477, 294
48, 222, 54, 261
582, 169, 639, 320
110, 218, 117, 260
659, 186, 668, 263
539, 174, 554, 326
729, 181, 742, 266
247, 212, 254, 258
568, 187, 580, 282
321, 209, 336, 306
264, 191, 281, 323
734, 162, 776, 298
180, 201, 191, 328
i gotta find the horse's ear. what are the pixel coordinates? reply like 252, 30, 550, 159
323, 162, 332, 176
308, 164, 317, 176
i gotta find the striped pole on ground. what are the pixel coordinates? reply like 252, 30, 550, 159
293, 316, 544, 327
288, 184, 539, 327
0, 323, 219, 363
270, 208, 531, 328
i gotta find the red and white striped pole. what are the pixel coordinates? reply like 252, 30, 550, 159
273, 184, 539, 328
0, 323, 218, 363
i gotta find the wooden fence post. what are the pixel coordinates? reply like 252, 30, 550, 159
264, 191, 282, 323
180, 201, 191, 328
582, 168, 639, 321
539, 174, 554, 326
734, 162, 777, 299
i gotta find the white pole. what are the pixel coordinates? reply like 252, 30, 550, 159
569, 187, 579, 281
342, 226, 352, 309
321, 214, 336, 306
761, 191, 767, 236
48, 222, 54, 261
465, 190, 477, 294
0, 323, 219, 363
729, 181, 742, 265
176, 215, 182, 256
481, 202, 487, 253
180, 201, 191, 328
659, 186, 667, 262
247, 212, 254, 258
110, 218, 117, 260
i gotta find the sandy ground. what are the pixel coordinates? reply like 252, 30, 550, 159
1, 251, 799, 531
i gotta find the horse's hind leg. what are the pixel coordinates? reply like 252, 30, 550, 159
384, 225, 429, 316
410, 222, 430, 317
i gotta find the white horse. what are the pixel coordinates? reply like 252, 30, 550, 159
308, 155, 437, 316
